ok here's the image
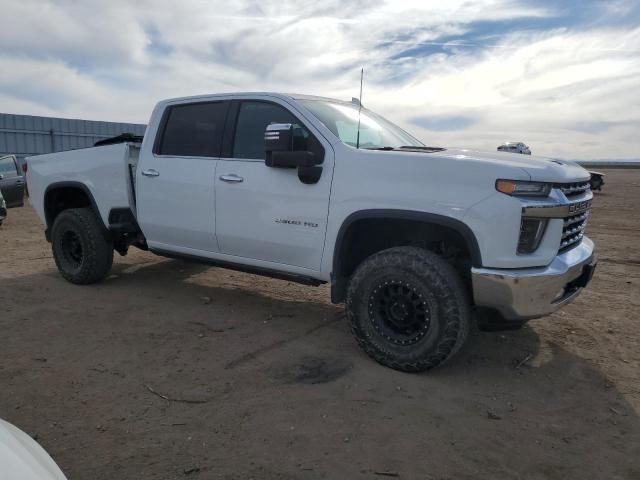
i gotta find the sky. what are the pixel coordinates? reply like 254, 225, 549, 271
1, 0, 639, 160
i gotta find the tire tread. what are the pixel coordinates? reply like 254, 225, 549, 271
346, 247, 470, 372
51, 208, 113, 284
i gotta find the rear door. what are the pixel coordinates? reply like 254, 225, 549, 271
0, 156, 25, 207
214, 99, 333, 270
136, 100, 229, 253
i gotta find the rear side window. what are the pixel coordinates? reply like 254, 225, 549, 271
232, 102, 301, 160
0, 156, 18, 177
157, 102, 228, 157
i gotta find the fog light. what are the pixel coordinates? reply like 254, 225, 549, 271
518, 218, 548, 254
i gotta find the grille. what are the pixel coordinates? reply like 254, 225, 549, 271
556, 181, 590, 198
560, 211, 589, 252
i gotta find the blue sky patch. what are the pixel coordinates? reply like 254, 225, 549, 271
145, 25, 173, 56
411, 115, 475, 131
387, 0, 637, 62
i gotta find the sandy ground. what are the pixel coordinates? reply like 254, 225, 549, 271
1, 169, 639, 479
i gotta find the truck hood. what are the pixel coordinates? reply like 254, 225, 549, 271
434, 148, 591, 183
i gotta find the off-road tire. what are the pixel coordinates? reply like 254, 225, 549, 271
346, 247, 471, 372
51, 208, 113, 284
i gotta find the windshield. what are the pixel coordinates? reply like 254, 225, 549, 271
298, 99, 424, 149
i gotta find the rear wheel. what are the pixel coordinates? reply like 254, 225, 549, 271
346, 247, 471, 372
51, 208, 113, 284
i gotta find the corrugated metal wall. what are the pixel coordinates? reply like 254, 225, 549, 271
0, 112, 146, 162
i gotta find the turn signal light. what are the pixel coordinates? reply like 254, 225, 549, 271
496, 180, 551, 197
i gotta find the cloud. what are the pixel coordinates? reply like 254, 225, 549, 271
1, 0, 639, 159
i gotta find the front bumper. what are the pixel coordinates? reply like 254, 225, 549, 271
471, 237, 596, 320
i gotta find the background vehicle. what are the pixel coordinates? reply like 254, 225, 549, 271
0, 190, 6, 226
0, 418, 67, 480
26, 93, 596, 372
0, 155, 26, 207
496, 143, 605, 192
588, 170, 605, 191
497, 142, 531, 155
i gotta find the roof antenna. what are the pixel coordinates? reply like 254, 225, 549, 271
355, 68, 364, 149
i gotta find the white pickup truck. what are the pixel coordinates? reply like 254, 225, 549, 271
26, 93, 596, 371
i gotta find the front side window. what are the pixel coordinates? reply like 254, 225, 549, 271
298, 100, 424, 149
0, 156, 18, 177
157, 102, 228, 157
233, 101, 307, 160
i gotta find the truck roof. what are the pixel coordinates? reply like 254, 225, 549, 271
158, 92, 349, 105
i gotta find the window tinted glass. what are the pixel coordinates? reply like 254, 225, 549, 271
0, 157, 18, 176
233, 102, 301, 159
158, 102, 227, 157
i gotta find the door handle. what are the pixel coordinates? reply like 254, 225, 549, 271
141, 169, 160, 177
219, 174, 244, 183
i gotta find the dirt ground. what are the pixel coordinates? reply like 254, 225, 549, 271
1, 169, 639, 480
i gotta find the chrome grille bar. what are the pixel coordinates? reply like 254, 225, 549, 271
555, 181, 591, 198
562, 223, 587, 239
560, 211, 589, 252
563, 212, 588, 227
560, 232, 585, 250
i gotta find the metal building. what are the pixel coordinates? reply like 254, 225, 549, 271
0, 112, 146, 166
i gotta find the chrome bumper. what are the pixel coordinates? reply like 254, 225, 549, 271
471, 237, 596, 320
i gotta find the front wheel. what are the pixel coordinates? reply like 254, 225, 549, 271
51, 208, 114, 284
346, 247, 471, 372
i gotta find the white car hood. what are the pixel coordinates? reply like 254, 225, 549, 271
0, 419, 67, 480
438, 148, 591, 183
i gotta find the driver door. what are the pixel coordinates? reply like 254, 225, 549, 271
214, 100, 333, 271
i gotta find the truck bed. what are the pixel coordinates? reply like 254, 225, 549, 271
27, 142, 140, 228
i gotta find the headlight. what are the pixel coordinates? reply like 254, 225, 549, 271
518, 218, 548, 254
496, 180, 551, 197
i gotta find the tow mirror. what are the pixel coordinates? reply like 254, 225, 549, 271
267, 151, 316, 169
264, 123, 294, 154
264, 123, 322, 184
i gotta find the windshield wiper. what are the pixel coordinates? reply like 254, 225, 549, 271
398, 146, 446, 152
363, 146, 446, 152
